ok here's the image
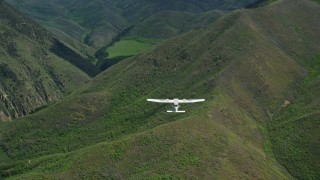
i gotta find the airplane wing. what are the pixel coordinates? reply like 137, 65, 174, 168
177, 99, 205, 103
147, 99, 175, 103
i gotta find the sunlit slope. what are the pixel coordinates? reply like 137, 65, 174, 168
3, 115, 290, 179
229, 0, 320, 178
262, 1, 320, 178
1, 0, 320, 178
0, 1, 91, 120
269, 55, 320, 179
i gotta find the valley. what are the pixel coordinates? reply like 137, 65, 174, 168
6, 0, 258, 64
0, 0, 319, 179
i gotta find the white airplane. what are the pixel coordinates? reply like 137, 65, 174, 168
147, 98, 205, 113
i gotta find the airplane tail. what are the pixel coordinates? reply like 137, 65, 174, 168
167, 110, 185, 113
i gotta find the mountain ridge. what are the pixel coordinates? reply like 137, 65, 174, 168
5, 0, 260, 50
1, 0, 319, 178
0, 0, 319, 179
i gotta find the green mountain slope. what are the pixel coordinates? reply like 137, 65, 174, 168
0, 0, 319, 178
97, 10, 224, 69
269, 55, 320, 179
264, 1, 320, 177
6, 0, 259, 50
5, 0, 127, 50
114, 0, 257, 23
127, 10, 224, 39
0, 1, 96, 120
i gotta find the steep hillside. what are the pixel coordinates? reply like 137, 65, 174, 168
98, 10, 224, 69
269, 55, 320, 179
0, 0, 319, 179
5, 0, 127, 50
127, 10, 224, 39
113, 0, 257, 23
0, 1, 95, 120
6, 0, 259, 50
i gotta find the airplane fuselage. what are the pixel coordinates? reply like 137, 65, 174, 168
167, 103, 185, 113
174, 105, 179, 112
173, 98, 179, 106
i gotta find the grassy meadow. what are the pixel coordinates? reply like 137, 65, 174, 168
107, 40, 154, 58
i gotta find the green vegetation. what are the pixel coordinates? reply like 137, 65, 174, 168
0, 1, 90, 120
96, 38, 158, 70
6, 0, 259, 52
246, 0, 279, 8
50, 40, 100, 77
314, 0, 320, 4
107, 40, 153, 58
0, 0, 319, 179
268, 55, 320, 179
124, 37, 163, 45
0, 148, 11, 163
127, 10, 223, 39
6, 0, 258, 70
6, 0, 127, 49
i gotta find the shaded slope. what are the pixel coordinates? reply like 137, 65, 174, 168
1, 0, 320, 178
114, 0, 257, 23
0, 1, 92, 120
5, 0, 127, 49
6, 0, 259, 49
127, 10, 224, 39
50, 40, 100, 77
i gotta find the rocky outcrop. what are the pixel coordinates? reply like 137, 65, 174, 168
0, 1, 91, 121
0, 75, 63, 120
0, 85, 17, 121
